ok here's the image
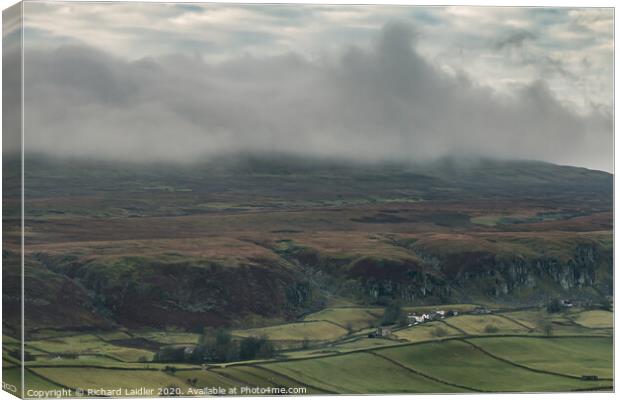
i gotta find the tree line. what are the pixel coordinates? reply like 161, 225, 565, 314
154, 328, 275, 363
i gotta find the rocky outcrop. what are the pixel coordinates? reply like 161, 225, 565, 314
320, 242, 611, 305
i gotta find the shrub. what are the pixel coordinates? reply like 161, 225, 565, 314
193, 328, 238, 363
258, 340, 275, 359
484, 324, 499, 334
239, 336, 275, 360
192, 328, 275, 363
546, 299, 562, 313
432, 326, 449, 337
163, 365, 177, 375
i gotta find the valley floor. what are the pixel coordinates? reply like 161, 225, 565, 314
3, 304, 613, 397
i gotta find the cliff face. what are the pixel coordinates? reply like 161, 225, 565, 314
338, 242, 611, 305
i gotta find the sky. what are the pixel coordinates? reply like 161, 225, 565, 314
8, 2, 614, 171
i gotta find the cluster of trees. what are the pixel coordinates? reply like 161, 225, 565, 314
381, 302, 407, 326
546, 299, 563, 313
154, 328, 275, 364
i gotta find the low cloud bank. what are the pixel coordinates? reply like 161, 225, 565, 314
20, 22, 612, 171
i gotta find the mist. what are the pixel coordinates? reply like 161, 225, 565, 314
19, 22, 612, 172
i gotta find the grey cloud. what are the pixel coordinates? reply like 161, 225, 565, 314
22, 22, 612, 171
493, 30, 536, 50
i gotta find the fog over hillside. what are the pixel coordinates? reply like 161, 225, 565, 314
6, 5, 613, 171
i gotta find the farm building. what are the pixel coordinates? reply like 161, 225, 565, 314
561, 299, 574, 308
369, 327, 393, 338
377, 327, 392, 337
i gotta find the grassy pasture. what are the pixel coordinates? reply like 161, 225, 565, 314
572, 310, 613, 329
95, 331, 133, 340
469, 336, 613, 379
204, 368, 265, 387
377, 340, 610, 392
232, 321, 347, 342
277, 337, 397, 359
30, 367, 192, 393
278, 348, 340, 360
139, 331, 200, 345
25, 355, 152, 368
502, 309, 612, 336
2, 368, 68, 393
445, 314, 530, 335
2, 359, 18, 368
27, 335, 155, 362
499, 310, 541, 330
3, 335, 20, 345
28, 335, 104, 353
235, 365, 327, 393
394, 321, 463, 342
27, 331, 89, 341
213, 366, 334, 394
174, 370, 239, 390
303, 307, 378, 330
265, 352, 464, 393
201, 365, 328, 394
105, 348, 155, 362
329, 337, 399, 351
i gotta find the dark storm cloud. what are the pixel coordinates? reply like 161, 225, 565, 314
22, 22, 612, 171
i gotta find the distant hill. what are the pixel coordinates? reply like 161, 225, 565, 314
2, 155, 612, 334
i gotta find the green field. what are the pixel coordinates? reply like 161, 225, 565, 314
303, 307, 378, 330
27, 335, 154, 362
445, 314, 531, 335
393, 321, 463, 342
232, 321, 347, 342
329, 337, 399, 351
235, 365, 327, 393
377, 339, 611, 392
503, 309, 612, 336
572, 310, 613, 329
30, 367, 193, 393
265, 352, 464, 393
139, 331, 200, 345
25, 355, 153, 369
173, 369, 238, 390
468, 336, 613, 379
4, 368, 68, 394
